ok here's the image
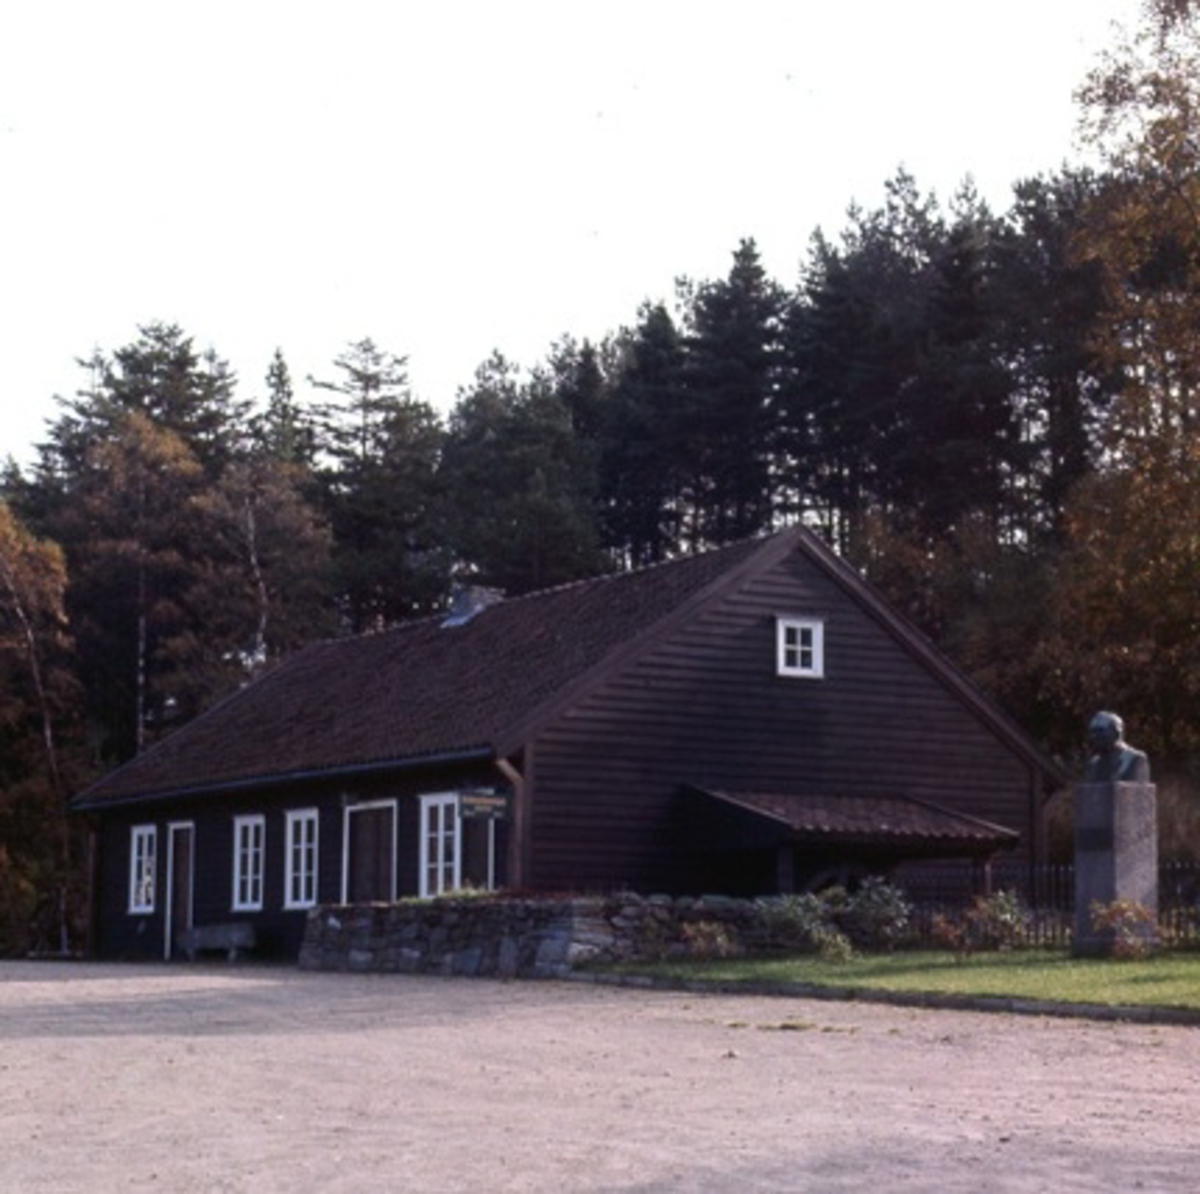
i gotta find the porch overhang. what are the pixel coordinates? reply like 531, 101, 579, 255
684, 785, 1020, 859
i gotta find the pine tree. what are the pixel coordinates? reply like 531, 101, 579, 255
312, 339, 448, 629
440, 353, 603, 594
678, 238, 786, 547
250, 348, 318, 468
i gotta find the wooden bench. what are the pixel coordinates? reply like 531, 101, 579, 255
178, 922, 257, 962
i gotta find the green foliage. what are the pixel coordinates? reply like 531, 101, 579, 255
837, 876, 913, 950
680, 919, 742, 960
677, 237, 784, 546
613, 949, 1200, 1012
0, 502, 84, 953
249, 348, 318, 468
756, 890, 855, 962
756, 892, 838, 950
1090, 898, 1158, 960
755, 880, 910, 959
312, 339, 449, 629
967, 890, 1032, 950
1034, 1, 1200, 764
440, 352, 604, 595
48, 322, 248, 481
931, 890, 1033, 956
597, 304, 687, 567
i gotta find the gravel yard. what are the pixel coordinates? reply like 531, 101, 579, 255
2, 961, 1198, 1192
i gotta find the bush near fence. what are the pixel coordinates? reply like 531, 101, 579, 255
300, 862, 1200, 974
899, 861, 1200, 950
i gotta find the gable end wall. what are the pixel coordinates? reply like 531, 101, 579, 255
528, 547, 1034, 892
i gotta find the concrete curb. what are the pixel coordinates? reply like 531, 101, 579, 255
567, 968, 1200, 1028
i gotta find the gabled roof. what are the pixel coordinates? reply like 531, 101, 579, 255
73, 526, 1064, 811
690, 787, 1020, 855
74, 534, 772, 808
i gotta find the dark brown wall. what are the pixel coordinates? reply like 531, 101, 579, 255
529, 546, 1035, 894
88, 761, 506, 960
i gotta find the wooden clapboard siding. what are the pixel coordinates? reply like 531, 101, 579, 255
78, 527, 1058, 955
528, 546, 1033, 892
88, 760, 505, 960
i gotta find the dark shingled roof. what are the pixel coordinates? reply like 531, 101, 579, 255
693, 788, 1020, 852
75, 535, 771, 808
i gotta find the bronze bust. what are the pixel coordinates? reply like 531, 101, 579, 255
1085, 711, 1151, 783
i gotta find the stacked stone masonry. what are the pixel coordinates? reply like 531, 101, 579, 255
298, 892, 799, 978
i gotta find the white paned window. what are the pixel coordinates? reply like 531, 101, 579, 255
420, 794, 459, 898
129, 824, 157, 914
232, 815, 266, 911
776, 617, 825, 678
284, 809, 319, 910
419, 793, 497, 898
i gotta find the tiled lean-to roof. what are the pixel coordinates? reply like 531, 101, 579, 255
691, 788, 1020, 853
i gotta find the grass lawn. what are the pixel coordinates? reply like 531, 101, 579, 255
608, 950, 1200, 1011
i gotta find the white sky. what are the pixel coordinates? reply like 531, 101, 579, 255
1, 0, 1142, 466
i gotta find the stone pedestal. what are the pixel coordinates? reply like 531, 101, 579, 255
1073, 782, 1157, 956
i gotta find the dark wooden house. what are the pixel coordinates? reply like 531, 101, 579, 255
73, 528, 1062, 960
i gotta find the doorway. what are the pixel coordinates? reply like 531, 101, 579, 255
342, 801, 397, 903
165, 822, 194, 960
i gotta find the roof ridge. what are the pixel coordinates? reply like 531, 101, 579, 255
488, 531, 780, 604
306, 531, 786, 648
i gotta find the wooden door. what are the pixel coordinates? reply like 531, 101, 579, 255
345, 803, 396, 903
166, 823, 194, 959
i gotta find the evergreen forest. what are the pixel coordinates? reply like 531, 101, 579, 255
2, 1, 1198, 952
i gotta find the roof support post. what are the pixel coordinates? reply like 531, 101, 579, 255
775, 843, 796, 895
973, 855, 995, 899
495, 754, 531, 890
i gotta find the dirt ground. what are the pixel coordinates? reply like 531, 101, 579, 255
1, 962, 1198, 1193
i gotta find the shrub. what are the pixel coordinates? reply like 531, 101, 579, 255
927, 890, 1032, 955
931, 912, 969, 958
680, 919, 742, 959
838, 877, 912, 950
756, 893, 830, 949
755, 893, 853, 960
1090, 898, 1157, 960
809, 924, 854, 963
964, 889, 1030, 951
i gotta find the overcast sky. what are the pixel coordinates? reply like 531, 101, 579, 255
1, 1, 1142, 466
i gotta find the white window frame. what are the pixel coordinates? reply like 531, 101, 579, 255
419, 792, 496, 898
232, 814, 266, 912
340, 799, 399, 904
284, 808, 319, 910
129, 824, 157, 914
420, 793, 460, 898
776, 616, 825, 678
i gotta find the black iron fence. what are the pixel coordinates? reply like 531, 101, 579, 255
896, 860, 1200, 950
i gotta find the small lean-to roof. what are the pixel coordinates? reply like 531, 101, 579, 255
74, 534, 773, 808
691, 787, 1020, 854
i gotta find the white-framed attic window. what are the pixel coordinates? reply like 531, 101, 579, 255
776, 616, 825, 679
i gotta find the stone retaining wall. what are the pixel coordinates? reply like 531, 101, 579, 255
298, 892, 792, 978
